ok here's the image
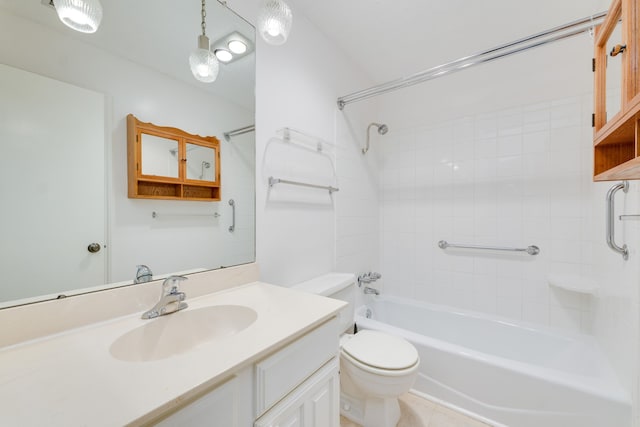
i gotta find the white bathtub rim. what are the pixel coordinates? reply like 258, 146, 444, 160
355, 300, 629, 406
361, 294, 592, 343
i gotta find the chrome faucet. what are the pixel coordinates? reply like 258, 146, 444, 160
357, 271, 382, 286
141, 275, 188, 319
134, 265, 153, 284
358, 271, 382, 295
363, 286, 380, 295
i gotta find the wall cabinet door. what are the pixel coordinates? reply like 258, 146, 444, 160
255, 358, 340, 427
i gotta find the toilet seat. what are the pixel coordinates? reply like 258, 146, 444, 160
341, 330, 419, 375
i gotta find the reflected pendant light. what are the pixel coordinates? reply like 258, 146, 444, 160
257, 0, 293, 45
53, 0, 103, 34
189, 0, 219, 83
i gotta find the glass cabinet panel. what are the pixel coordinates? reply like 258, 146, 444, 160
605, 21, 623, 122
186, 142, 217, 182
141, 133, 179, 178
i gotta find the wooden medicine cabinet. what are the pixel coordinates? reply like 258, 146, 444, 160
593, 0, 640, 180
127, 114, 221, 201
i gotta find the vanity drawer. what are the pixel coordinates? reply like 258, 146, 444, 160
255, 317, 338, 417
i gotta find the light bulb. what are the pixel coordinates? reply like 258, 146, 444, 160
267, 21, 282, 37
228, 40, 247, 54
257, 0, 293, 46
214, 49, 233, 62
53, 0, 103, 33
189, 36, 219, 83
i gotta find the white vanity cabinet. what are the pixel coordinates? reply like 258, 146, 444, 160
154, 318, 340, 427
155, 368, 253, 427
254, 359, 340, 427
254, 317, 340, 427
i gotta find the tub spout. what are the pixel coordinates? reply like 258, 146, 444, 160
363, 286, 380, 295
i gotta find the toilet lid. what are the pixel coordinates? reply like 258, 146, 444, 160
342, 330, 418, 370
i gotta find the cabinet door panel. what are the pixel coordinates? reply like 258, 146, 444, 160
308, 370, 339, 427
263, 406, 304, 427
255, 358, 339, 427
255, 319, 338, 417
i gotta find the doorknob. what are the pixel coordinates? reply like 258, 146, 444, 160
87, 243, 101, 253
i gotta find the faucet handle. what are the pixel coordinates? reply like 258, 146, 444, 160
162, 275, 188, 294
134, 264, 153, 284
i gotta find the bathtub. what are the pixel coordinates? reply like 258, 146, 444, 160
355, 296, 631, 427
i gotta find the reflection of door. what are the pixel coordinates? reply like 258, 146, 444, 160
0, 64, 105, 303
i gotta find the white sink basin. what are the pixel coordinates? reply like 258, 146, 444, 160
110, 305, 257, 362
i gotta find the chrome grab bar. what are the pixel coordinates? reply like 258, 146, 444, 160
228, 199, 235, 232
438, 240, 540, 256
606, 181, 629, 260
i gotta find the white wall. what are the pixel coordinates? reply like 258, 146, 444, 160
232, 4, 378, 286
591, 182, 640, 425
0, 11, 255, 284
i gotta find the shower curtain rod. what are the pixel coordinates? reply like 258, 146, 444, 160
337, 11, 607, 110
224, 124, 255, 141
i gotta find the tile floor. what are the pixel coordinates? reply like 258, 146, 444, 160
339, 393, 492, 427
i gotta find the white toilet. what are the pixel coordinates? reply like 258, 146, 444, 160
294, 273, 420, 427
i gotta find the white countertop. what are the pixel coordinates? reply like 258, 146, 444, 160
0, 282, 345, 426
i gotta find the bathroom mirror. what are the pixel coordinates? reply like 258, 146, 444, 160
604, 20, 623, 122
0, 0, 256, 308
186, 144, 217, 182
141, 134, 180, 179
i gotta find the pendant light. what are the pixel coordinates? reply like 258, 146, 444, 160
257, 0, 293, 46
189, 0, 219, 83
53, 0, 103, 34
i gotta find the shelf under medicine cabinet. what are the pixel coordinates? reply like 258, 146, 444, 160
127, 114, 221, 201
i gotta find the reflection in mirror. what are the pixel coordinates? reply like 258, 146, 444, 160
141, 134, 180, 179
0, 0, 256, 308
186, 143, 217, 182
605, 20, 623, 122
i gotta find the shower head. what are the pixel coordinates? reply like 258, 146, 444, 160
363, 122, 389, 154
373, 123, 388, 135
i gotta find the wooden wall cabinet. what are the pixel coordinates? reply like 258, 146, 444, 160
593, 0, 640, 180
127, 114, 221, 201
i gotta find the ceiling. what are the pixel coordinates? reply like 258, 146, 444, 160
291, 0, 611, 85
0, 0, 612, 107
0, 0, 255, 109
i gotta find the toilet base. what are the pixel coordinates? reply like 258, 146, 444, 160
340, 391, 401, 427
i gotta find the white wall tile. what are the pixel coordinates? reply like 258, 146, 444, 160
549, 305, 582, 333
522, 302, 549, 326
374, 94, 604, 339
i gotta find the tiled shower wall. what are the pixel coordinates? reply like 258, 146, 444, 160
378, 94, 596, 333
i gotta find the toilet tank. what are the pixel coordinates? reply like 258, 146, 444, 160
293, 273, 356, 333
